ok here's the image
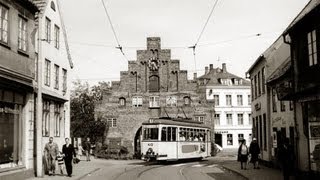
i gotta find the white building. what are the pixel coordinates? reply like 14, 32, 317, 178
33, 0, 73, 152
198, 63, 252, 149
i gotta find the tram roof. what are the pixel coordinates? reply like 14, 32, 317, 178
142, 118, 211, 129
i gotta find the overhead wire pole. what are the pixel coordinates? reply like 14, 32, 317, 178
101, 0, 128, 61
189, 0, 219, 71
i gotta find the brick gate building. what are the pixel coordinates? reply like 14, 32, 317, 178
95, 37, 214, 156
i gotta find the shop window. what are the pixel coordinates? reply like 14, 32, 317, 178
42, 100, 50, 137
0, 102, 23, 168
54, 103, 61, 137
227, 134, 233, 145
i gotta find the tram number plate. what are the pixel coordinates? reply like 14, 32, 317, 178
148, 143, 153, 146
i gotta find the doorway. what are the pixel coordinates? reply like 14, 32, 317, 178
134, 127, 142, 159
215, 133, 222, 147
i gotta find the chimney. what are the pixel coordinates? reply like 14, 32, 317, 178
205, 66, 208, 74
193, 73, 197, 80
209, 64, 213, 71
222, 63, 227, 73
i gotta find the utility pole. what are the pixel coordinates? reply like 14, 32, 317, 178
36, 15, 43, 177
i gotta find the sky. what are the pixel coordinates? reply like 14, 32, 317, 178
59, 0, 310, 86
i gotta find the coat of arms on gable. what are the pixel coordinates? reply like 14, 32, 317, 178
148, 49, 160, 71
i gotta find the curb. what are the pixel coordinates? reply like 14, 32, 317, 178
221, 165, 249, 180
76, 168, 101, 180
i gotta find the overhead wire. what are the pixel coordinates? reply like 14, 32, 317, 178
189, 0, 219, 72
100, 0, 128, 61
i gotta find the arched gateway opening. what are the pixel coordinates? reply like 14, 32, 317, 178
134, 127, 142, 159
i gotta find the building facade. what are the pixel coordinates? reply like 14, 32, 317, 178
0, 0, 38, 179
33, 0, 73, 150
281, 0, 320, 175
198, 63, 251, 149
95, 37, 214, 156
246, 36, 293, 164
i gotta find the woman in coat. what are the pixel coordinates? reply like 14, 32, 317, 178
249, 138, 261, 169
238, 139, 249, 170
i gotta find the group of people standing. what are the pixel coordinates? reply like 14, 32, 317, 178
44, 137, 91, 177
238, 137, 295, 180
237, 138, 260, 170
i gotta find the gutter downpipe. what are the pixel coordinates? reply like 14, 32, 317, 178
36, 15, 43, 177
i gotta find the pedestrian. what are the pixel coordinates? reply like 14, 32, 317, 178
77, 143, 84, 161
249, 137, 261, 169
62, 137, 76, 177
57, 151, 65, 174
277, 138, 295, 180
44, 137, 59, 176
238, 139, 249, 170
83, 137, 91, 161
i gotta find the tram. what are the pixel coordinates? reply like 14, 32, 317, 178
141, 117, 212, 161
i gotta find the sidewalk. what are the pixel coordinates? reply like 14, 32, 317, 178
27, 158, 104, 180
222, 161, 283, 180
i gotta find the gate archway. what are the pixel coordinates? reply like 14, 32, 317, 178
134, 127, 142, 159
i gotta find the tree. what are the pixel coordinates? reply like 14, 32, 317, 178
70, 80, 110, 143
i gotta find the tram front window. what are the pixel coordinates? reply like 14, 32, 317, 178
143, 128, 159, 140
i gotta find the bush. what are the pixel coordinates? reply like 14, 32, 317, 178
95, 145, 131, 160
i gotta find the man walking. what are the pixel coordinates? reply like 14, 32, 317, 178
62, 137, 76, 177
44, 137, 59, 176
249, 137, 261, 169
278, 138, 295, 180
83, 137, 91, 161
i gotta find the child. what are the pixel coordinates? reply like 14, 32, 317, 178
57, 151, 64, 174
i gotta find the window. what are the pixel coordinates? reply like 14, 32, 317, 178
237, 95, 243, 106
0, 102, 23, 168
226, 114, 232, 125
214, 114, 220, 125
42, 100, 50, 137
18, 16, 27, 51
213, 95, 219, 106
280, 101, 286, 112
51, 1, 56, 11
107, 118, 117, 127
0, 4, 8, 43
149, 96, 160, 108
54, 64, 59, 89
62, 69, 67, 92
272, 88, 277, 112
149, 75, 159, 92
238, 134, 244, 144
261, 67, 266, 94
143, 128, 159, 140
45, 17, 51, 43
248, 95, 251, 105
226, 95, 232, 106
238, 114, 243, 125
254, 75, 257, 99
257, 71, 261, 96
161, 127, 177, 141
227, 134, 233, 145
54, 103, 61, 137
251, 78, 255, 100
195, 116, 204, 123
263, 114, 267, 150
54, 25, 59, 49
132, 96, 143, 107
183, 96, 191, 106
45, 59, 51, 86
308, 30, 318, 66
119, 97, 126, 106
249, 114, 252, 125
166, 96, 177, 107
289, 101, 294, 111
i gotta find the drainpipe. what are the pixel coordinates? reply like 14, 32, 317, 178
36, 15, 43, 177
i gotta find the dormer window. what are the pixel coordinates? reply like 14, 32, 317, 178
51, 1, 56, 11
234, 79, 239, 85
